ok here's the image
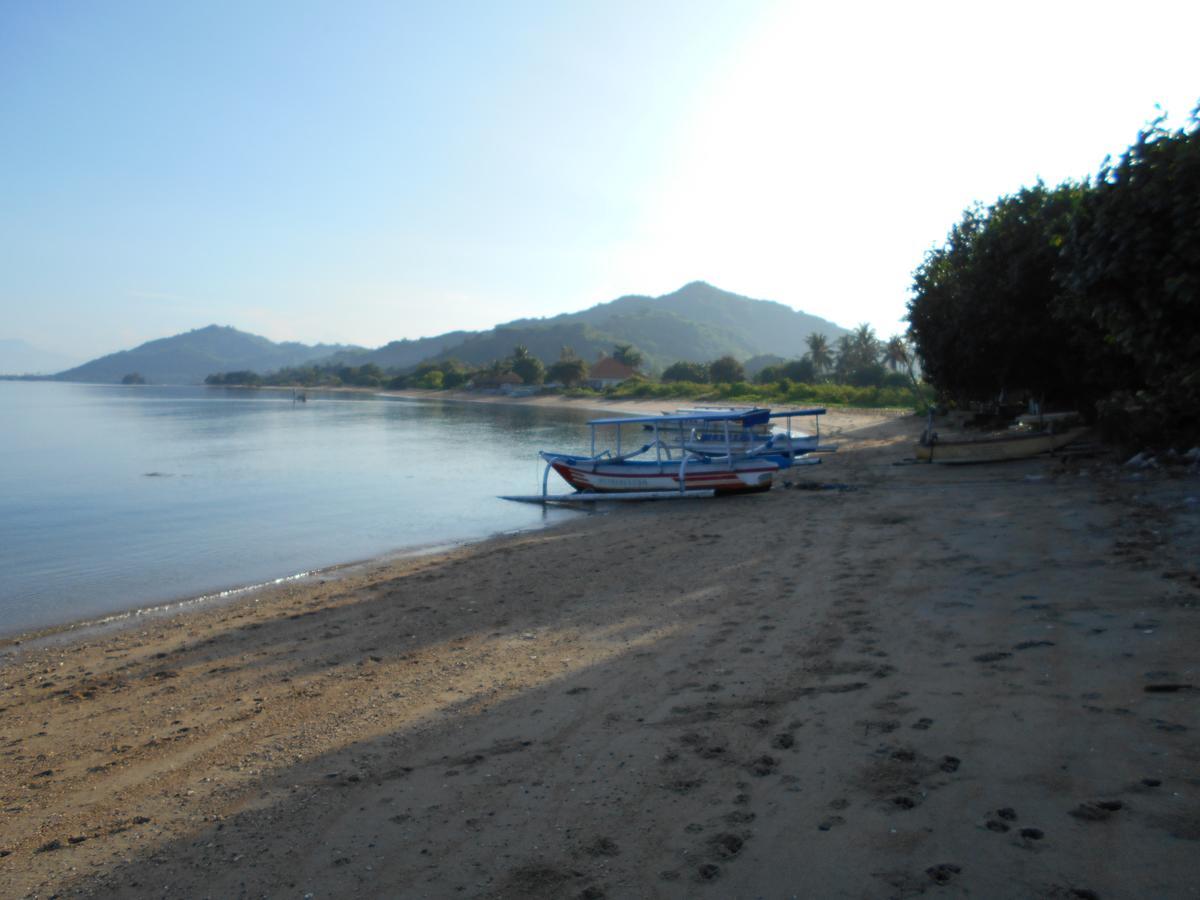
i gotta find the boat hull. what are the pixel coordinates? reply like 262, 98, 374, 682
915, 427, 1087, 464
543, 454, 778, 494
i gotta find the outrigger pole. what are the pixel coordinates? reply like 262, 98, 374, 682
501, 490, 717, 505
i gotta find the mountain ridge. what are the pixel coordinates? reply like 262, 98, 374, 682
52, 325, 364, 385
363, 281, 848, 373
49, 283, 849, 383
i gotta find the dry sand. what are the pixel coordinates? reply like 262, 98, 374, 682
1, 408, 1198, 899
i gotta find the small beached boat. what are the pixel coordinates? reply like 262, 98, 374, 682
916, 422, 1088, 464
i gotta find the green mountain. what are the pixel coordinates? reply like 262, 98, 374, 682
55, 325, 363, 384
359, 281, 847, 373
56, 283, 848, 383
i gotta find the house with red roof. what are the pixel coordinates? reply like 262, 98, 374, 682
587, 356, 637, 389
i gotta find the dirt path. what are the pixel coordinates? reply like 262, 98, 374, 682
2, 414, 1197, 898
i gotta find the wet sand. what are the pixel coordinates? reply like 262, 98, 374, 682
1, 411, 1197, 899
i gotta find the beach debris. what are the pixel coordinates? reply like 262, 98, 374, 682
1124, 451, 1158, 469
996, 807, 1018, 821
1019, 827, 1044, 841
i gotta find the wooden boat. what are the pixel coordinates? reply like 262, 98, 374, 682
536, 409, 818, 497
655, 406, 834, 461
541, 452, 780, 493
916, 424, 1088, 464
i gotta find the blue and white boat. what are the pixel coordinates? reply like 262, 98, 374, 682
537, 408, 822, 497
659, 406, 831, 464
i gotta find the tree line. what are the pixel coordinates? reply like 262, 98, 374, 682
206, 329, 920, 396
906, 106, 1198, 446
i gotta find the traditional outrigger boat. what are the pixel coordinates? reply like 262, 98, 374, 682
658, 406, 834, 460
507, 408, 825, 503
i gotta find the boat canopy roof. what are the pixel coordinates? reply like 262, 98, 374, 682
768, 408, 826, 418
587, 409, 771, 427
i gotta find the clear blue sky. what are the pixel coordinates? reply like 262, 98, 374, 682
2, 0, 1196, 361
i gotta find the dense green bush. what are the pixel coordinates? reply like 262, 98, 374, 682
907, 106, 1199, 446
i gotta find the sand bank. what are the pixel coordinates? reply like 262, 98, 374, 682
2, 412, 1197, 898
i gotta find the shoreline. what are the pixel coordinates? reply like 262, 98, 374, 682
2, 397, 901, 651
0, 537, 473, 656
4, 413, 1194, 898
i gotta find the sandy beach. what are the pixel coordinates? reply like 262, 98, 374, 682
2, 406, 1197, 899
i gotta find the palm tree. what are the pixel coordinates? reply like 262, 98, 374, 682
882, 335, 909, 370
805, 333, 832, 375
851, 323, 880, 358
832, 334, 854, 381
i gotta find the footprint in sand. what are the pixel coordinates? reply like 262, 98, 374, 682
747, 755, 779, 776
973, 651, 1012, 663
707, 832, 745, 859
1069, 800, 1123, 821
925, 863, 961, 884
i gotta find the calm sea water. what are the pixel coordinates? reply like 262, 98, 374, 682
0, 382, 595, 637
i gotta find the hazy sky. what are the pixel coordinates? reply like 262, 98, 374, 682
2, 0, 1197, 360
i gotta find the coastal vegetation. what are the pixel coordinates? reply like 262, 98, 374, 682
906, 107, 1199, 446
207, 325, 920, 410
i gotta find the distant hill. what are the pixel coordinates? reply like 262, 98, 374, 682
54, 283, 848, 384
54, 325, 363, 384
355, 331, 478, 370
351, 281, 847, 373
0, 339, 80, 376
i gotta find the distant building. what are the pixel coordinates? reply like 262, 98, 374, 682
471, 371, 525, 394
587, 356, 637, 389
